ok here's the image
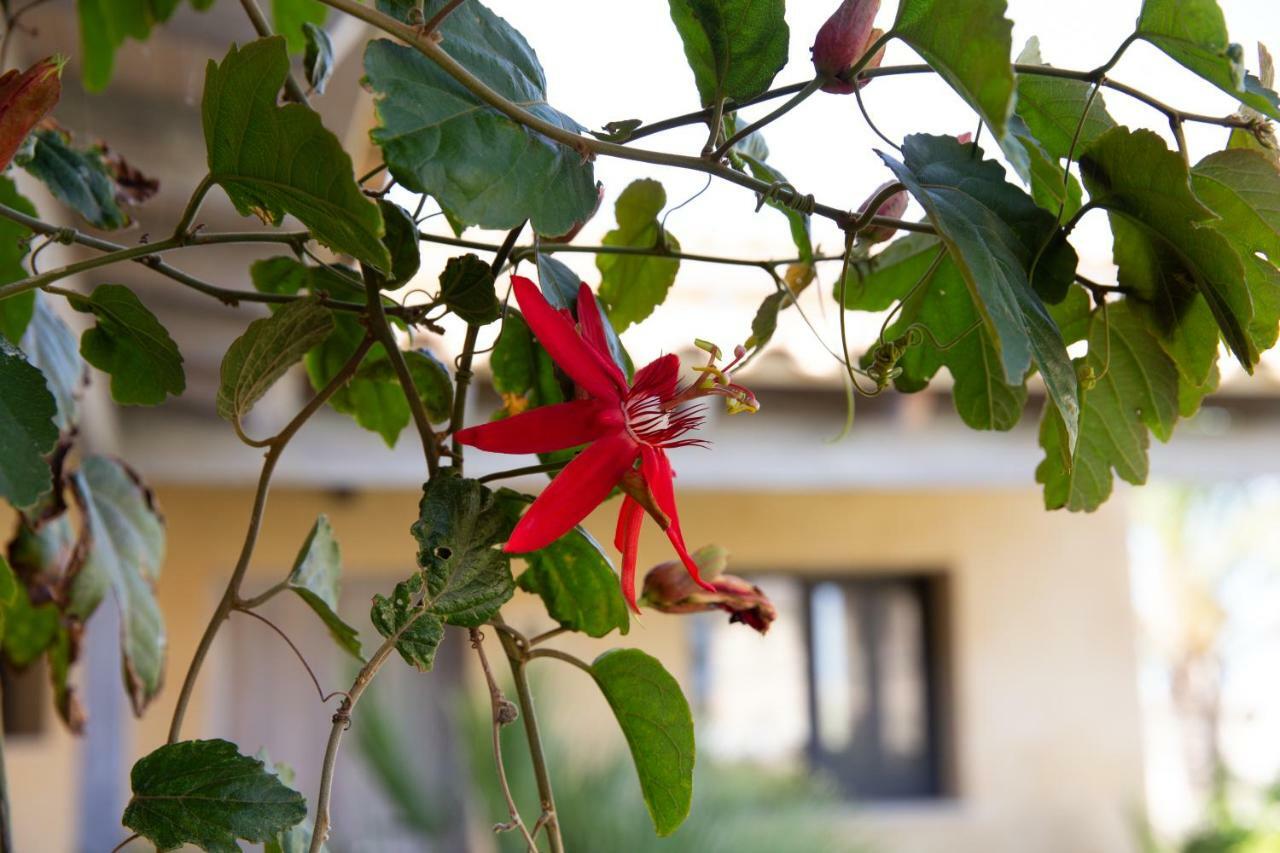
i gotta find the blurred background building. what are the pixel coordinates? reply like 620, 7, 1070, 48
3, 1, 1280, 852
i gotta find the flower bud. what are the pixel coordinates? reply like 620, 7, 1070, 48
811, 0, 882, 94
640, 545, 777, 634
856, 180, 909, 245
0, 56, 64, 172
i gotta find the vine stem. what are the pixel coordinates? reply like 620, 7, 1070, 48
237, 0, 311, 104
711, 75, 825, 161
493, 617, 564, 853
476, 459, 570, 485
362, 266, 441, 476
470, 628, 539, 852
171, 174, 215, 242
166, 334, 377, 744
312, 0, 932, 236
450, 223, 525, 472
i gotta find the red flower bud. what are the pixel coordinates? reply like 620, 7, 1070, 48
856, 179, 909, 244
811, 0, 882, 94
0, 56, 64, 172
640, 545, 777, 634
540, 182, 604, 244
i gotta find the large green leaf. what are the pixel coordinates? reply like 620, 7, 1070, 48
71, 455, 165, 713
497, 490, 629, 638
354, 348, 454, 424
122, 739, 307, 853
364, 1, 597, 235
203, 38, 389, 270
878, 134, 1078, 445
891, 0, 1015, 137
271, 0, 326, 55
597, 180, 681, 330
592, 649, 695, 836
1014, 38, 1116, 160
287, 515, 362, 660
1080, 127, 1253, 369
21, 294, 84, 431
0, 338, 58, 510
411, 474, 514, 627
844, 235, 1026, 430
666, 0, 789, 108
217, 297, 334, 425
1190, 149, 1280, 353
0, 177, 37, 344
20, 129, 127, 229
1036, 301, 1179, 512
1135, 0, 1280, 120
370, 572, 444, 671
70, 284, 184, 406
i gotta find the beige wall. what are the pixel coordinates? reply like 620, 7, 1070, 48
8, 485, 1144, 853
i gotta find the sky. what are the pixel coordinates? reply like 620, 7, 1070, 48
402, 0, 1280, 387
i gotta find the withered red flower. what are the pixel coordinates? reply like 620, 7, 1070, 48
811, 0, 883, 94
0, 56, 64, 171
640, 545, 777, 634
457, 277, 756, 612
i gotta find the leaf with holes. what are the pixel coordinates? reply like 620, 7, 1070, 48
1135, 0, 1280, 120
123, 739, 307, 853
370, 572, 444, 671
287, 515, 362, 661
203, 38, 389, 270
218, 297, 334, 426
1037, 301, 1180, 512
892, 0, 1015, 137
0, 338, 58, 510
70, 284, 184, 406
412, 474, 514, 627
364, 1, 597, 235
592, 648, 695, 836
666, 0, 789, 108
598, 179, 681, 330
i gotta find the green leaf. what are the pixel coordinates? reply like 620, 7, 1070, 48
891, 0, 1015, 137
123, 739, 308, 853
1135, 0, 1280, 120
411, 474, 514, 627
203, 38, 390, 271
76, 0, 207, 92
287, 515, 362, 660
591, 649, 695, 836
378, 200, 421, 287
355, 348, 454, 424
1080, 127, 1253, 370
0, 176, 37, 344
370, 573, 444, 671
302, 22, 334, 95
0, 555, 15, 638
1014, 38, 1116, 160
1189, 149, 1280, 353
844, 235, 1026, 429
597, 179, 681, 330
745, 290, 787, 350
70, 284, 184, 406
271, 0, 326, 55
21, 294, 84, 431
71, 455, 165, 713
0, 338, 58, 510
364, 1, 597, 236
879, 134, 1078, 445
217, 298, 333, 425
260, 756, 323, 853
2, 582, 57, 667
251, 256, 366, 308
439, 254, 499, 325
491, 309, 536, 403
666, 0, 789, 108
1036, 301, 1179, 512
21, 129, 127, 229
497, 490, 629, 638
1048, 284, 1094, 346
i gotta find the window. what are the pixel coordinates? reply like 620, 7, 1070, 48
694, 573, 950, 801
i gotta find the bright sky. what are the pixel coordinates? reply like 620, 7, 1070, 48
402, 0, 1280, 386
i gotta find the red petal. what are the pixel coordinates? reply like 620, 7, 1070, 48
512, 276, 625, 402
630, 353, 680, 400
576, 283, 627, 383
641, 446, 716, 592
616, 496, 644, 614
505, 430, 640, 552
456, 399, 622, 454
